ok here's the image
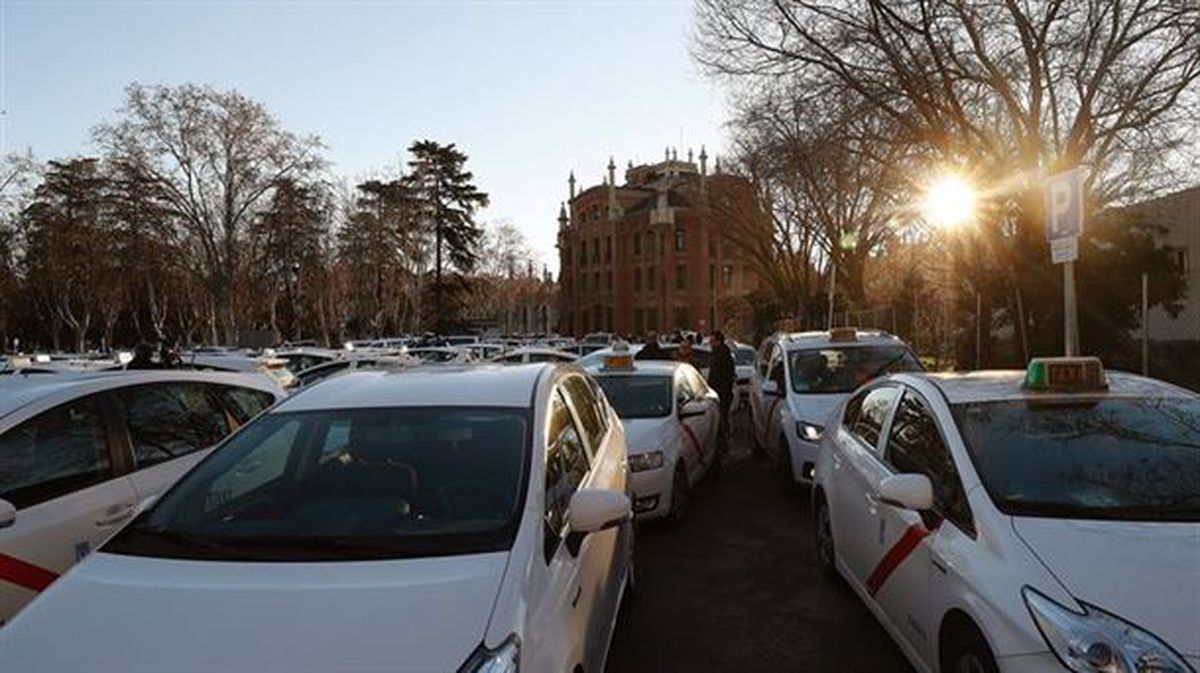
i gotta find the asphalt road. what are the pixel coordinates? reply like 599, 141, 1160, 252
606, 414, 913, 673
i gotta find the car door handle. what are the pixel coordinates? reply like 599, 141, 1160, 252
95, 502, 135, 527
571, 585, 582, 608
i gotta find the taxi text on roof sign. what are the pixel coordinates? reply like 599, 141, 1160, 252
603, 340, 635, 372
1023, 356, 1108, 392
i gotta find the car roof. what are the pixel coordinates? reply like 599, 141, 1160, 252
893, 370, 1196, 405
585, 359, 685, 377
776, 329, 904, 352
0, 369, 280, 420
276, 364, 552, 412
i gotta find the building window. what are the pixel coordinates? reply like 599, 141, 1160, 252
723, 265, 734, 288
634, 309, 644, 334
579, 244, 586, 267
594, 272, 600, 292
634, 268, 642, 292
708, 264, 716, 290
633, 233, 642, 256
659, 233, 666, 258
647, 308, 658, 332
675, 265, 686, 291
606, 307, 614, 331
675, 227, 685, 252
709, 238, 717, 259
605, 236, 612, 263
647, 266, 656, 291
593, 305, 602, 330
606, 271, 612, 291
591, 239, 599, 264
674, 307, 690, 330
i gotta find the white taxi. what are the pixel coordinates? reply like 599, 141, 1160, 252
813, 357, 1200, 673
0, 370, 282, 624
585, 348, 720, 522
749, 328, 921, 484
0, 364, 634, 673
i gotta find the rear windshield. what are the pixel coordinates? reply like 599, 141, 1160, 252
104, 407, 529, 561
595, 376, 672, 419
954, 397, 1200, 521
735, 347, 756, 366
789, 345, 921, 394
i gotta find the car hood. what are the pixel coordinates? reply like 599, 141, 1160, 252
0, 550, 511, 672
622, 417, 674, 455
787, 393, 846, 426
1013, 518, 1200, 656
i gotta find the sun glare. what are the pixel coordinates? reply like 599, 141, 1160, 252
923, 174, 977, 229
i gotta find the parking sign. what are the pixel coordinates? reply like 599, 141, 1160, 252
1045, 168, 1084, 242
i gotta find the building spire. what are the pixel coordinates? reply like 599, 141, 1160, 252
607, 156, 616, 188
699, 145, 708, 175
558, 201, 568, 228
568, 171, 576, 200
687, 148, 693, 163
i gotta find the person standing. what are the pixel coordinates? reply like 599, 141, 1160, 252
708, 331, 736, 454
636, 331, 668, 360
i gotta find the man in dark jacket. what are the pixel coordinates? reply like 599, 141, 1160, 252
636, 331, 668, 361
708, 331, 736, 453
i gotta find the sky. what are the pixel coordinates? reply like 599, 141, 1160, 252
0, 0, 729, 273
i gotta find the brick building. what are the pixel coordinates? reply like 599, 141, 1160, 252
556, 148, 760, 337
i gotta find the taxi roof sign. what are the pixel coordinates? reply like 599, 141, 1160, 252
1024, 356, 1107, 392
602, 340, 636, 372
829, 327, 859, 343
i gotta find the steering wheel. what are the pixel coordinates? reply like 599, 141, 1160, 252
437, 481, 511, 519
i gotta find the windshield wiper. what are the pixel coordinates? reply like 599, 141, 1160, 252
868, 351, 911, 380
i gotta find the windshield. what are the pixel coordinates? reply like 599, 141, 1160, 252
789, 346, 921, 394
954, 397, 1200, 522
594, 376, 673, 419
104, 407, 529, 561
734, 347, 756, 366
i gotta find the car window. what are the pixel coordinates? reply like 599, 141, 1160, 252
594, 375, 672, 419
118, 383, 231, 469
851, 386, 899, 451
886, 392, 972, 533
789, 346, 922, 394
298, 361, 349, 386
222, 386, 277, 424
105, 406, 530, 562
766, 347, 785, 389
686, 368, 709, 400
756, 339, 775, 376
561, 375, 606, 455
544, 390, 591, 561
843, 389, 867, 429
207, 417, 302, 508
0, 397, 113, 509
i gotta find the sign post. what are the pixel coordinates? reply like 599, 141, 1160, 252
1045, 168, 1085, 356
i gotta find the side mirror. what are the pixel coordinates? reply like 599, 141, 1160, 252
565, 490, 631, 555
679, 399, 707, 419
878, 474, 934, 511
0, 498, 16, 529
762, 380, 779, 396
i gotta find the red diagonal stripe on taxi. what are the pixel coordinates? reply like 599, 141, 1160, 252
0, 553, 59, 593
866, 523, 936, 597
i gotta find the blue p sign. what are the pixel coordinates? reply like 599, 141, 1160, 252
1045, 168, 1084, 241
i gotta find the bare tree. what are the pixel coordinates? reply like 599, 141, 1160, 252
95, 83, 324, 344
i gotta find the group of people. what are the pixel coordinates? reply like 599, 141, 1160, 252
636, 329, 737, 451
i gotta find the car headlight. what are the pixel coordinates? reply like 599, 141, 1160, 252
628, 451, 665, 472
458, 635, 519, 673
796, 421, 823, 442
1023, 587, 1192, 673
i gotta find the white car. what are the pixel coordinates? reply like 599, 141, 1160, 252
813, 357, 1200, 673
586, 352, 720, 522
0, 364, 634, 673
749, 328, 921, 484
273, 347, 341, 375
0, 370, 282, 624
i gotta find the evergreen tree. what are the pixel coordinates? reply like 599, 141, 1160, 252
405, 140, 488, 331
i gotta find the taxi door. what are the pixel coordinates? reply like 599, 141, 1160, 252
674, 370, 710, 480
748, 338, 776, 448
871, 389, 968, 664
829, 385, 901, 585
762, 347, 788, 460
0, 395, 136, 624
527, 386, 610, 673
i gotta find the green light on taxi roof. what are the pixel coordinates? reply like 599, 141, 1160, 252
1025, 360, 1047, 389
